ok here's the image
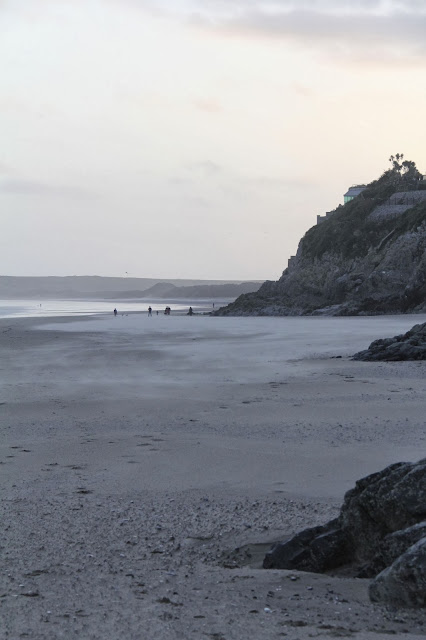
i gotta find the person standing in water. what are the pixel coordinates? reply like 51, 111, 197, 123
113, 308, 118, 317
148, 306, 152, 316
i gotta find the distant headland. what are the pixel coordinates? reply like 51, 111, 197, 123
216, 155, 426, 316
0, 275, 262, 300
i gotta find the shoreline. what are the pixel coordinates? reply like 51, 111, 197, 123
1, 314, 426, 638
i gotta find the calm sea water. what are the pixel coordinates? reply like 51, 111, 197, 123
0, 299, 230, 319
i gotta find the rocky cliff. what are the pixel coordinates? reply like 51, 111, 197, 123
216, 169, 426, 316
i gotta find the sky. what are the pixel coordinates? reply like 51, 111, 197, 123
1, 0, 426, 281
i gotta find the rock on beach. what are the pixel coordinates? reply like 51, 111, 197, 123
264, 458, 426, 608
353, 321, 426, 361
370, 537, 426, 608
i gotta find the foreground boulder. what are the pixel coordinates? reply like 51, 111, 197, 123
263, 459, 426, 607
360, 522, 426, 578
370, 537, 426, 608
262, 521, 350, 573
353, 322, 426, 361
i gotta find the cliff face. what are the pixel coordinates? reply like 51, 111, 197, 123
217, 172, 426, 316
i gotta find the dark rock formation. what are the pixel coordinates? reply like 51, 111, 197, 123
360, 522, 426, 578
216, 167, 426, 316
369, 537, 426, 608
353, 322, 426, 361
263, 459, 426, 607
263, 522, 350, 572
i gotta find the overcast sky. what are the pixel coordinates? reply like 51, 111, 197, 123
1, 0, 425, 280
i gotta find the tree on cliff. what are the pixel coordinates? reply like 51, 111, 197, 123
388, 154, 421, 181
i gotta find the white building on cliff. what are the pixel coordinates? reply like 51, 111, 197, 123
343, 184, 367, 204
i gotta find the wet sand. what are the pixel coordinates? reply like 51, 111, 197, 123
1, 313, 426, 639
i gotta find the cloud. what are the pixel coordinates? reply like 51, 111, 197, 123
183, 194, 211, 208
248, 176, 318, 190
186, 0, 424, 15
221, 10, 425, 44
291, 83, 314, 97
193, 98, 222, 113
167, 162, 224, 190
0, 162, 15, 175
185, 0, 426, 65
187, 160, 223, 176
180, 160, 317, 194
100, 0, 424, 24
0, 178, 95, 199
5, 0, 425, 63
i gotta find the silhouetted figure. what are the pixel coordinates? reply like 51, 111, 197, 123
188, 307, 193, 316
113, 308, 117, 317
156, 310, 159, 316
164, 306, 171, 315
148, 306, 152, 316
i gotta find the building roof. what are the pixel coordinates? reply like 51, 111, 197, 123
344, 185, 367, 198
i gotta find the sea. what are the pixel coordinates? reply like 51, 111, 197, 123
0, 299, 230, 319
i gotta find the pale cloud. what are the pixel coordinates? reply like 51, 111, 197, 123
88, 0, 425, 23
248, 176, 318, 190
168, 161, 223, 186
188, 161, 223, 176
182, 161, 316, 192
291, 83, 314, 97
183, 194, 211, 208
193, 98, 222, 113
186, 0, 423, 14
0, 161, 15, 175
218, 10, 426, 52
3, 0, 425, 65
115, 0, 426, 20
183, 0, 426, 65
0, 178, 95, 199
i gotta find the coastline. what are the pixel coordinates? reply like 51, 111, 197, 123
1, 313, 426, 638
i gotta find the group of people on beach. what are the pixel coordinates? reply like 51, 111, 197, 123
147, 306, 194, 316
113, 306, 195, 317
147, 306, 171, 316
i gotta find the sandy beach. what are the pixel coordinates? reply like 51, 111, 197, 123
1, 312, 426, 639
